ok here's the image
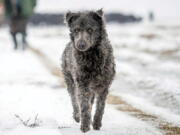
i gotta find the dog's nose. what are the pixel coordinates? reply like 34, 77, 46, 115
78, 40, 86, 50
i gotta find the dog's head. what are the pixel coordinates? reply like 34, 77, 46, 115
65, 9, 104, 52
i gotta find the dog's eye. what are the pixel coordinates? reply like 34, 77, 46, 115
87, 28, 93, 33
74, 28, 80, 33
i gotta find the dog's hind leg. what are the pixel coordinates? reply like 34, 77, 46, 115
91, 93, 95, 105
64, 72, 80, 123
93, 89, 108, 130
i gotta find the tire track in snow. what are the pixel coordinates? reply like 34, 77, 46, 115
28, 46, 65, 87
29, 46, 180, 135
107, 95, 180, 135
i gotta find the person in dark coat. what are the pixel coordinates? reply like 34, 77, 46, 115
4, 0, 36, 50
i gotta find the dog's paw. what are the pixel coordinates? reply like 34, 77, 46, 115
93, 121, 101, 130
73, 113, 80, 123
80, 125, 90, 133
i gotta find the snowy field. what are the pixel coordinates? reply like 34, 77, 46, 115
0, 21, 180, 135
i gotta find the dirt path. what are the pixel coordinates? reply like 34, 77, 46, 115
107, 95, 180, 135
29, 46, 180, 135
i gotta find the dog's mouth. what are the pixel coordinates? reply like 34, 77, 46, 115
75, 46, 89, 52
76, 46, 89, 51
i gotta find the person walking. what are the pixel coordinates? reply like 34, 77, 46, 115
4, 0, 36, 50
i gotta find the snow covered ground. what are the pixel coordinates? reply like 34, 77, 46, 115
0, 21, 180, 135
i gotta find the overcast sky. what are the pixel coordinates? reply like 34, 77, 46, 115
36, 0, 180, 20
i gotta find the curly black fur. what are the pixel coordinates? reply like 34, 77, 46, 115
61, 9, 115, 133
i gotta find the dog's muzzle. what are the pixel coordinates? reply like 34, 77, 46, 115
77, 40, 88, 51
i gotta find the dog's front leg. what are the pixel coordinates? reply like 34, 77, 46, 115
93, 88, 108, 130
78, 87, 92, 133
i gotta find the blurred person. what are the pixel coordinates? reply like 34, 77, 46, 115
0, 0, 4, 26
3, 0, 36, 50
149, 11, 154, 22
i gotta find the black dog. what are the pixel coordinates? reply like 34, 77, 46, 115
62, 9, 115, 132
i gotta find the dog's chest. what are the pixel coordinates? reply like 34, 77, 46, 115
76, 51, 104, 75
73, 49, 106, 81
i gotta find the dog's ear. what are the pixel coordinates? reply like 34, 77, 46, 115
96, 9, 104, 17
65, 11, 79, 26
92, 9, 104, 25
